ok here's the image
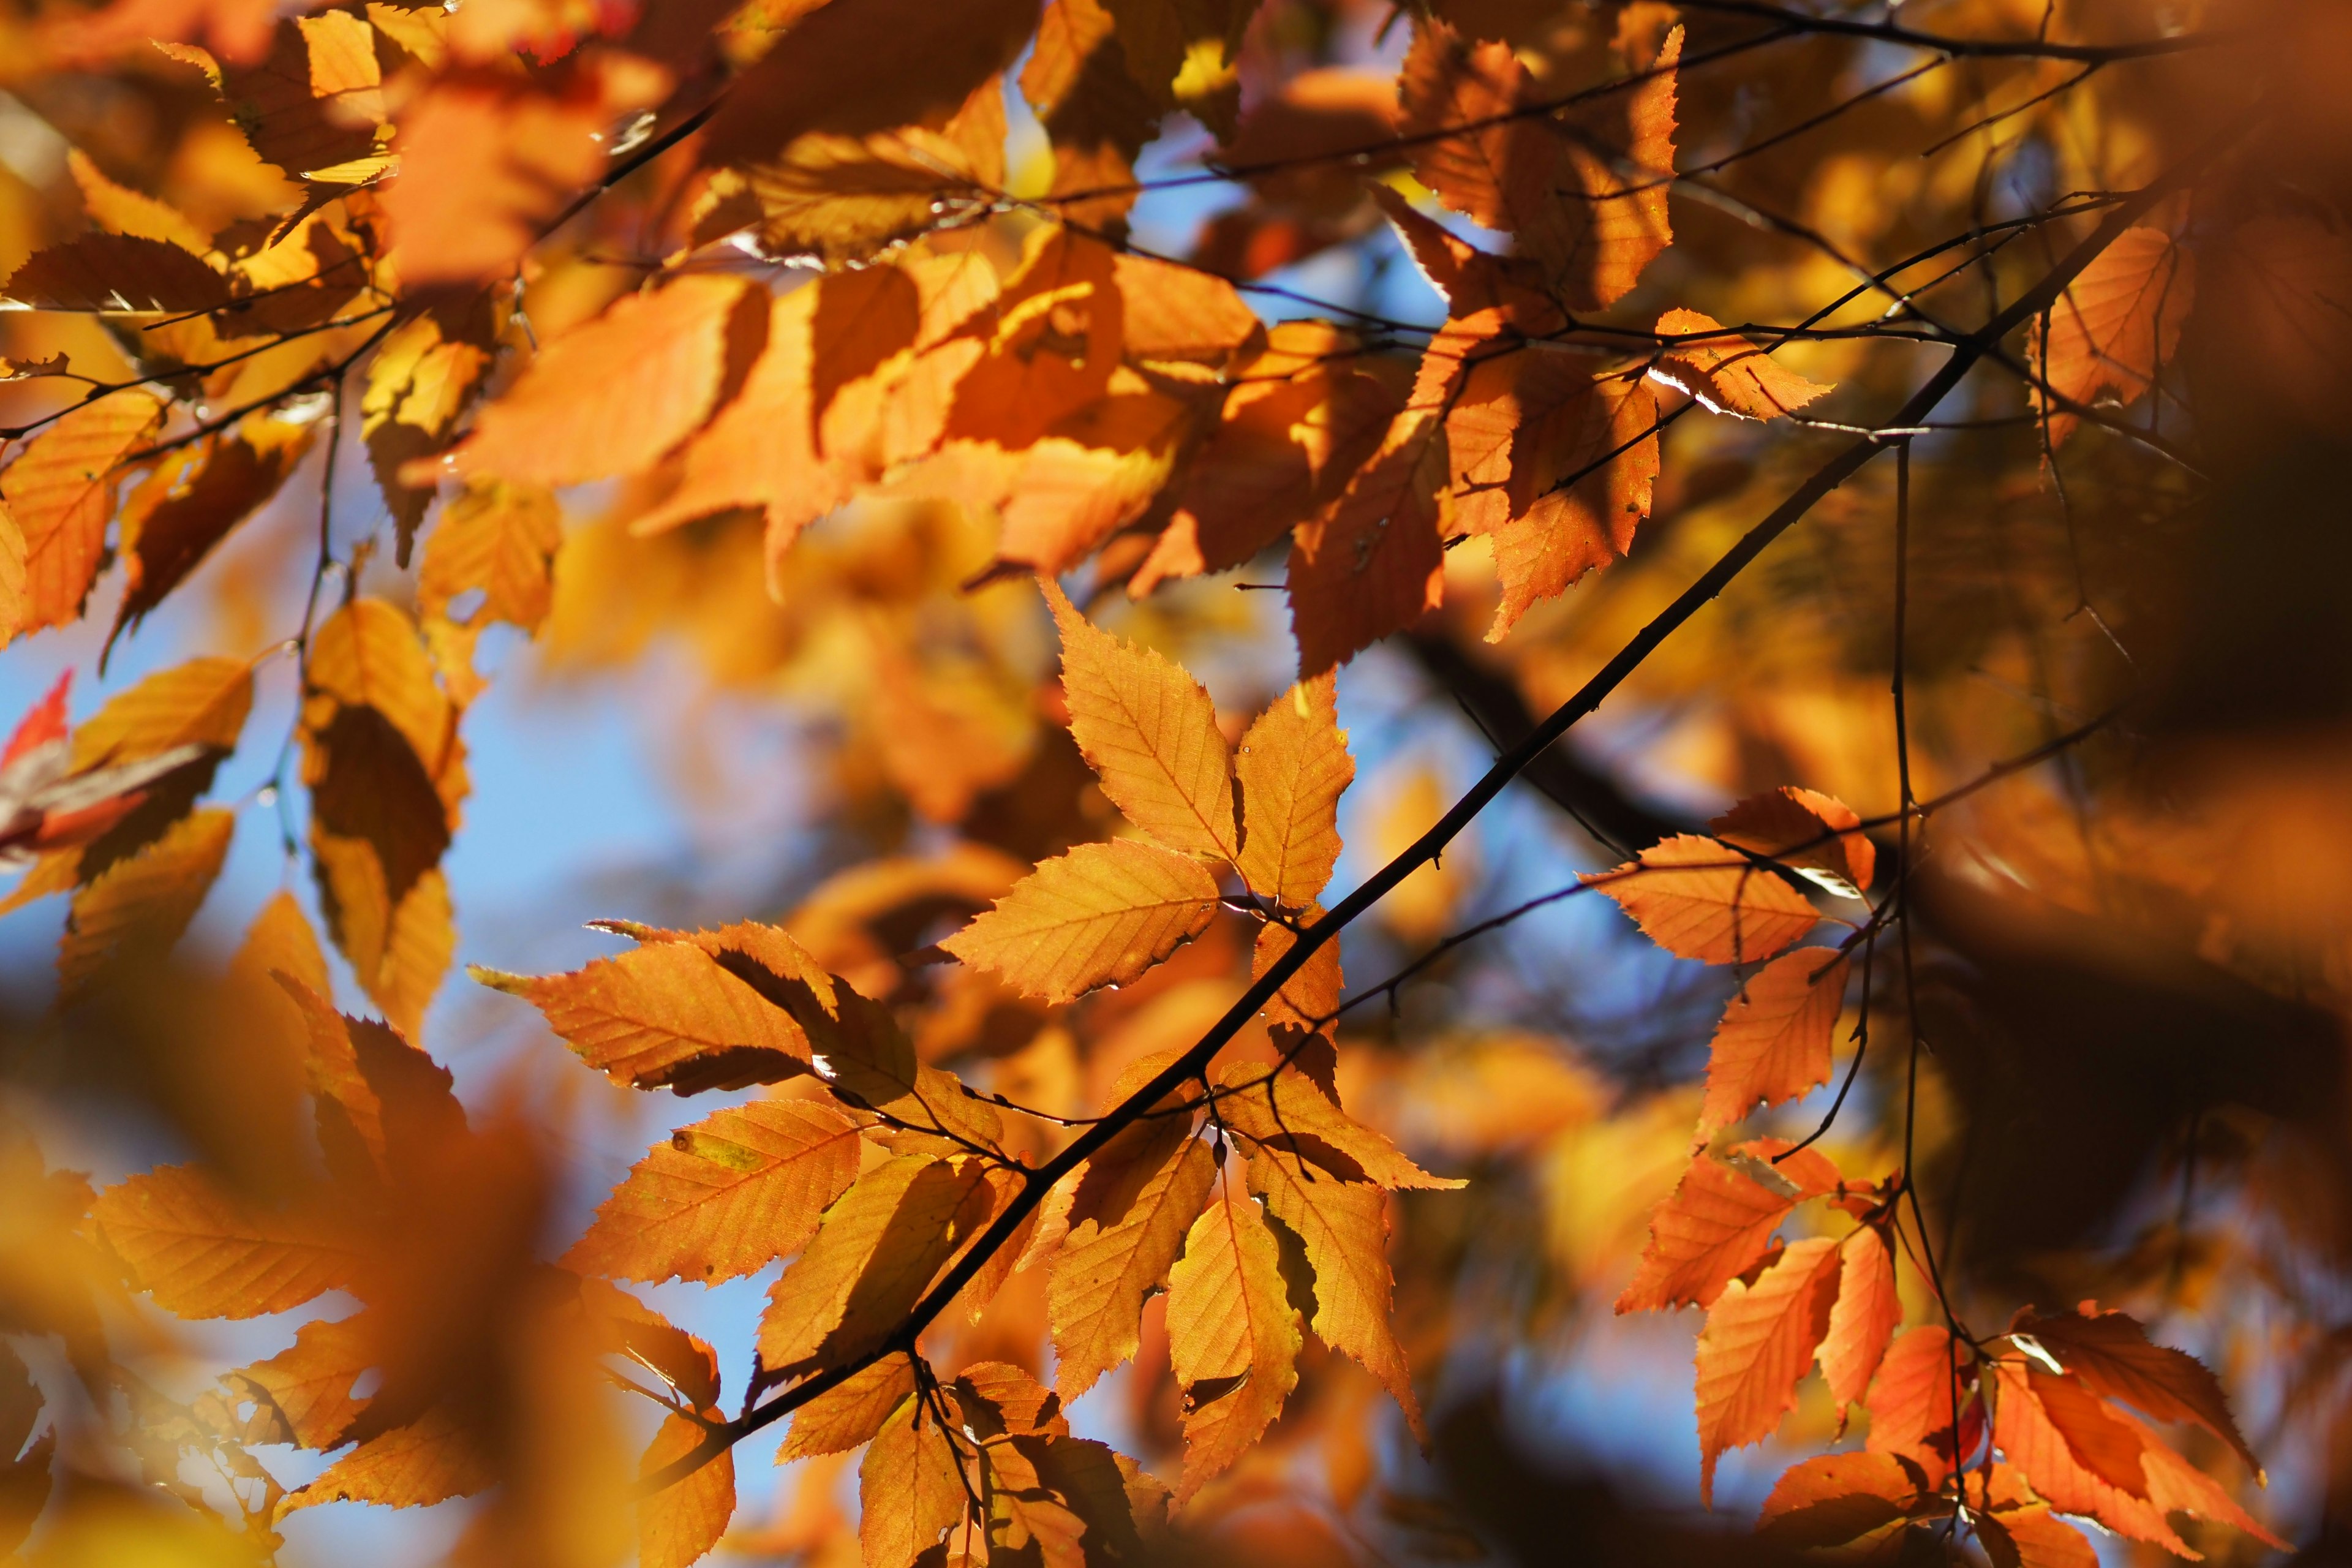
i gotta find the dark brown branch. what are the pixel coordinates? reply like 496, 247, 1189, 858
1669, 1, 2229, 62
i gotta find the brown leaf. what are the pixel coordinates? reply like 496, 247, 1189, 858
2032, 226, 2194, 448
949, 227, 1126, 452
1694, 1235, 1839, 1507
1049, 1128, 1216, 1399
1, 391, 164, 637
564, 1100, 864, 1284
1166, 1187, 1302, 1501
1697, 947, 1849, 1139
1616, 1140, 1841, 1312
92, 1160, 357, 1319
639, 1411, 736, 1568
109, 419, 310, 653
940, 839, 1220, 1004
1586, 834, 1821, 965
1288, 407, 1448, 676
1709, 786, 1875, 899
2011, 1305, 2263, 1481
1977, 1504, 2100, 1568
718, 118, 994, 268
1, 233, 229, 314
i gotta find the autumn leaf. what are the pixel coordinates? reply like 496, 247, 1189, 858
281, 1403, 492, 1512
758, 1156, 996, 1377
859, 1392, 969, 1568
1289, 407, 1449, 676
1976, 1502, 2100, 1568
1989, 1363, 2187, 1552
1864, 1325, 1969, 1486
418, 481, 562, 633
2011, 1305, 2263, 1481
1820, 1225, 1901, 1416
1755, 1450, 1926, 1553
474, 939, 814, 1094
1, 391, 164, 637
941, 838, 1221, 1004
1, 233, 230, 314
1694, 1234, 1841, 1506
778, 1354, 918, 1462
223, 1311, 376, 1449
1166, 1187, 1303, 1501
1049, 1125, 1216, 1399
1251, 912, 1344, 1039
1586, 834, 1822, 965
363, 306, 496, 557
1215, 1061, 1462, 1191
1709, 787, 1875, 900
1696, 947, 1849, 1140
92, 1161, 357, 1319
1245, 1139, 1426, 1444
2032, 225, 2195, 448
639, 1412, 736, 1568
564, 1100, 862, 1285
1653, 311, 1834, 421
443, 276, 763, 488
1044, 578, 1236, 859
109, 420, 311, 654
1616, 1140, 1842, 1313
58, 807, 233, 999
1234, 673, 1351, 908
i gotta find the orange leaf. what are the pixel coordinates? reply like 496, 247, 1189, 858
564, 1100, 865, 1284
224, 1311, 375, 1449
109, 419, 310, 653
1289, 407, 1448, 676
948, 226, 1126, 452
2032, 226, 2194, 448
778, 1353, 918, 1462
1616, 1139, 1841, 1312
1653, 310, 1834, 421
1989, 1363, 2186, 1553
1, 390, 164, 636
1398, 20, 1678, 310
446, 276, 762, 488
418, 481, 562, 633
858, 1391, 968, 1568
1048, 1128, 1216, 1399
996, 393, 1193, 574
472, 940, 815, 1094
1709, 786, 1875, 899
1446, 348, 1659, 639
1977, 1504, 2100, 1568
1251, 913, 1344, 1040
91, 1161, 356, 1319
1044, 578, 1235, 858
1756, 1450, 1926, 1551
58, 806, 233, 1000
2012, 1304, 2263, 1481
1697, 947, 1849, 1139
939, 839, 1221, 1004
757, 1156, 996, 1378
1216, 1061, 1462, 1191
1586, 834, 1821, 965
1820, 1224, 1901, 1415
281, 1402, 491, 1512
1235, 673, 1352, 908
1694, 1235, 1841, 1506
1245, 1140, 1427, 1444
1167, 1187, 1303, 1502
1864, 1324, 1969, 1487
638, 1411, 736, 1568
362, 306, 496, 556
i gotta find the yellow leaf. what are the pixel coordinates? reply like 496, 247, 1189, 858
1235, 673, 1352, 908
940, 839, 1220, 1005
222, 1311, 375, 1449
563, 1100, 864, 1284
1167, 1188, 1302, 1502
0, 391, 164, 638
858, 1392, 968, 1568
1250, 914, 1344, 1039
69, 654, 252, 767
304, 599, 459, 783
472, 940, 815, 1094
1213, 1063, 1463, 1191
758, 1156, 995, 1378
58, 807, 232, 1000
1585, 835, 1822, 965
1243, 1142, 1426, 1444
418, 481, 562, 633
1653, 309, 1835, 422
91, 1161, 357, 1320
639, 1412, 736, 1568
1048, 1126, 1216, 1400
281, 1403, 492, 1513
1042, 579, 1236, 859
66, 148, 211, 254
778, 1352, 917, 1461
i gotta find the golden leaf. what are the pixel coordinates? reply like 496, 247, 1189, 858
940, 839, 1221, 1004
1047, 1126, 1216, 1400
0, 391, 164, 638
92, 1161, 357, 1320
1235, 673, 1352, 908
638, 1412, 736, 1568
1586, 835, 1822, 965
1166, 1188, 1302, 1501
58, 807, 233, 1000
418, 481, 562, 633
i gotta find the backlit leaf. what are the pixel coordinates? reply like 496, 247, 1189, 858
2012, 1305, 2263, 1481
1616, 1140, 1842, 1313
1, 233, 229, 314
92, 1161, 356, 1319
1289, 407, 1448, 676
1709, 787, 1875, 900
940, 839, 1221, 1004
1696, 948, 1849, 1140
1049, 1127, 1216, 1399
1, 391, 164, 637
778, 1353, 917, 1461
1653, 311, 1834, 421
563, 1100, 864, 1284
224, 1311, 375, 1449
418, 481, 562, 633
858, 1392, 968, 1568
1819, 1225, 1900, 1415
1166, 1187, 1302, 1501
639, 1412, 736, 1568
1864, 1325, 1967, 1487
58, 807, 232, 1000
1755, 1451, 1923, 1551
1586, 834, 1821, 965
1235, 673, 1351, 908
281, 1403, 492, 1512
1694, 1235, 1840, 1506
109, 419, 311, 652
1214, 1061, 1461, 1191
2032, 226, 2194, 448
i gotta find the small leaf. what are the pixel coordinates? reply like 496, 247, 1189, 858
1756, 1451, 1924, 1551
778, 1353, 918, 1462
1215, 1061, 1463, 1191
2011, 1305, 2263, 1482
1653, 310, 1835, 421
1288, 407, 1448, 676
59, 807, 232, 1000
1694, 1235, 1841, 1507
1977, 1504, 2100, 1568
1, 390, 164, 637
638, 1412, 736, 1568
2032, 226, 2194, 448
1709, 786, 1875, 899
567, 1100, 863, 1286
281, 1403, 492, 1512
1167, 1188, 1302, 1501
1696, 947, 1849, 1140
418, 481, 562, 633
858, 1392, 968, 1568
109, 420, 310, 652
940, 838, 1220, 1004
1586, 834, 1821, 965
224, 1311, 375, 1449
1044, 579, 1237, 860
